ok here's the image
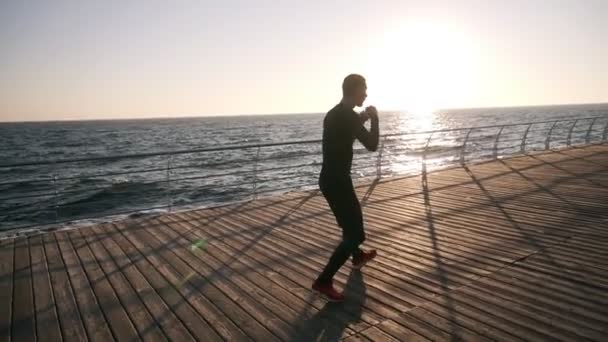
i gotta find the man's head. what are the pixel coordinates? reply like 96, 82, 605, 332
342, 74, 367, 107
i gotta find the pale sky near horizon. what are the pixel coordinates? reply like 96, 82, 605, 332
1, 0, 606, 122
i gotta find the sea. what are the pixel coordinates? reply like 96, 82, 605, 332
1, 103, 607, 235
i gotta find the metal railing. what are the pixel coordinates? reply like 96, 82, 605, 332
1, 115, 607, 233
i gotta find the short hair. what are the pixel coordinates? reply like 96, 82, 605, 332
342, 74, 366, 96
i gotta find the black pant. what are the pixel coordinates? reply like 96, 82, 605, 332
316, 174, 365, 283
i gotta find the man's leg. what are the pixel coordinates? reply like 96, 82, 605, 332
316, 185, 365, 284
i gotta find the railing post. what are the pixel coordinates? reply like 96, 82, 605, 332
423, 132, 434, 158
375, 135, 387, 180
545, 121, 558, 150
52, 173, 59, 223
585, 118, 598, 144
566, 119, 579, 146
166, 154, 173, 212
421, 132, 434, 170
252, 146, 261, 199
493, 126, 504, 159
520, 123, 532, 153
460, 128, 474, 164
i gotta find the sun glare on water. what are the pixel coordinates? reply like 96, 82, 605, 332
365, 21, 479, 121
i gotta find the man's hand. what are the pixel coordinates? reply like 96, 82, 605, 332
359, 111, 370, 124
365, 106, 379, 121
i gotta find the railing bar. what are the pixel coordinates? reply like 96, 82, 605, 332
256, 171, 320, 184
255, 183, 319, 196
0, 139, 322, 168
3, 115, 607, 169
0, 151, 321, 186
171, 162, 322, 184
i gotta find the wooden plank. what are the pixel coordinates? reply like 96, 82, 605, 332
478, 267, 608, 320
366, 191, 600, 255
390, 311, 455, 341
376, 181, 598, 225
160, 212, 361, 339
29, 235, 62, 342
159, 213, 359, 340
185, 207, 401, 323
342, 333, 373, 342
81, 224, 166, 342
451, 286, 587, 341
176, 208, 373, 331
0, 239, 14, 342
417, 298, 524, 341
109, 221, 235, 341
372, 319, 431, 341
90, 224, 191, 341
55, 231, 114, 341
123, 216, 286, 341
43, 233, 87, 342
404, 306, 493, 341
371, 184, 599, 235
271, 197, 524, 271
231, 200, 504, 300
466, 272, 607, 338
69, 229, 140, 341
247, 201, 486, 304
11, 237, 35, 342
3, 145, 607, 341
150, 216, 318, 341
423, 291, 550, 341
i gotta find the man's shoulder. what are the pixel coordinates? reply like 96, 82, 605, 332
326, 103, 343, 116
326, 103, 357, 121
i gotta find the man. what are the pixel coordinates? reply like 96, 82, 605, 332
312, 74, 379, 302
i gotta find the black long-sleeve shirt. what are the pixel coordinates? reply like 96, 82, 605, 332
320, 103, 379, 179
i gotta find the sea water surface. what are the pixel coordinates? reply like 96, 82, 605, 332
1, 103, 607, 234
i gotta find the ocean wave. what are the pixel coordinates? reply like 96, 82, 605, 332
2, 106, 607, 232
54, 179, 166, 218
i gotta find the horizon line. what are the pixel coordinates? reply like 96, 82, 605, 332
1, 101, 607, 124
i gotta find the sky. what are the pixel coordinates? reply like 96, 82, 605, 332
0, 0, 606, 121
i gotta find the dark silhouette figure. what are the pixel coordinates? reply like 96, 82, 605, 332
312, 74, 380, 302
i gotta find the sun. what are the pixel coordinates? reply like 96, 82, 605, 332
364, 21, 479, 115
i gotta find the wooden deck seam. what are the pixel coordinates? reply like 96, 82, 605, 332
109, 221, 229, 341
158, 214, 325, 340
177, 209, 386, 329
74, 227, 143, 341
83, 224, 168, 342
3, 144, 607, 341
165, 211, 364, 338
1, 239, 14, 342
91, 223, 192, 341
139, 215, 291, 341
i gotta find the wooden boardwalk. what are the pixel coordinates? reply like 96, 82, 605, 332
1, 144, 607, 342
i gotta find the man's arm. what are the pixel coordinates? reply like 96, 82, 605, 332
353, 109, 379, 152
359, 111, 370, 124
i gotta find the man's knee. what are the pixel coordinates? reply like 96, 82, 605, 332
359, 230, 366, 244
343, 225, 365, 248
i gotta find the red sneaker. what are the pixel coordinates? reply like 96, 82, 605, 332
312, 280, 345, 302
352, 249, 377, 270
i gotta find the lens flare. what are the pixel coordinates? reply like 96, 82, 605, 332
190, 239, 207, 251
